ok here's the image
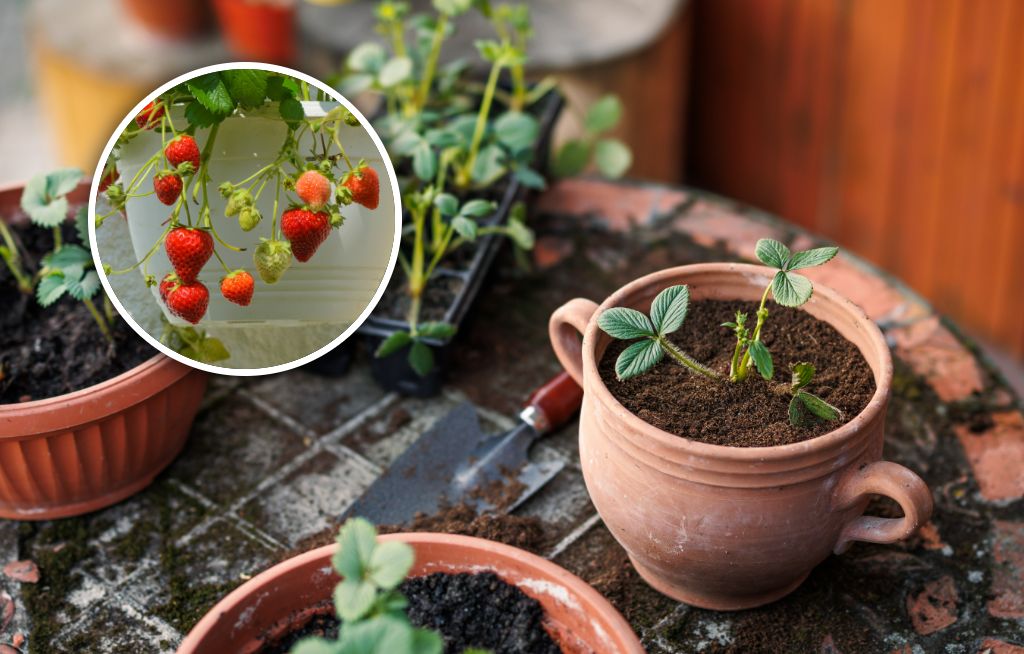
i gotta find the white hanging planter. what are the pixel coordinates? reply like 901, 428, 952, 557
116, 101, 395, 327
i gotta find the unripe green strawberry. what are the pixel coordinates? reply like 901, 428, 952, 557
254, 238, 292, 284
238, 206, 262, 231
225, 189, 252, 217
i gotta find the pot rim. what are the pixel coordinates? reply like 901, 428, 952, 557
178, 532, 643, 653
582, 262, 892, 461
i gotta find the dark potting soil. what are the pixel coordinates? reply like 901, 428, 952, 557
598, 299, 875, 447
258, 572, 561, 654
374, 271, 467, 323
0, 219, 151, 404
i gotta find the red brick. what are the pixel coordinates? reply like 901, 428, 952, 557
916, 521, 948, 551
978, 639, 1024, 654
956, 412, 1024, 502
535, 179, 687, 231
906, 575, 958, 635
800, 254, 928, 323
675, 200, 785, 258
989, 520, 1024, 620
532, 235, 574, 270
890, 316, 985, 402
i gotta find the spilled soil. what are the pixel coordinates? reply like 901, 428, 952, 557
0, 218, 150, 404
599, 299, 875, 446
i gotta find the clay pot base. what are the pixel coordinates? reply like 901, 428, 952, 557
630, 555, 810, 611
0, 468, 169, 521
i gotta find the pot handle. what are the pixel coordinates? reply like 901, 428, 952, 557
549, 298, 599, 386
831, 461, 933, 554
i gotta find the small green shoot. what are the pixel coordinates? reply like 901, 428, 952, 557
728, 238, 838, 382
291, 518, 443, 654
552, 95, 632, 179
375, 321, 457, 377
597, 284, 718, 381
787, 362, 842, 426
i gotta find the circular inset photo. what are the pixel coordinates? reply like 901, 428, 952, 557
91, 63, 400, 373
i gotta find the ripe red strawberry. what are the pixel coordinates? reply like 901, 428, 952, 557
281, 208, 331, 262
164, 227, 213, 283
165, 281, 209, 324
342, 164, 379, 210
136, 101, 164, 129
294, 170, 331, 210
158, 273, 178, 301
153, 171, 183, 205
220, 270, 254, 306
165, 135, 201, 171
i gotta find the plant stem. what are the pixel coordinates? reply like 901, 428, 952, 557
52, 226, 62, 251
458, 58, 504, 187
415, 14, 448, 111
83, 297, 114, 343
108, 224, 171, 275
735, 284, 772, 381
659, 337, 720, 380
406, 204, 427, 333
0, 221, 33, 293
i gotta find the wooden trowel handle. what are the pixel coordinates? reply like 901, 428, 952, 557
522, 371, 584, 434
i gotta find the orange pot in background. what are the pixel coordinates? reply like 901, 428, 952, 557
178, 533, 644, 653
122, 0, 211, 40
213, 0, 295, 64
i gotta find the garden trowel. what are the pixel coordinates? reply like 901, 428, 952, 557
342, 372, 583, 526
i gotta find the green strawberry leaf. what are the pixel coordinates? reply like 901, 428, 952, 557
451, 216, 477, 240
184, 101, 219, 128
333, 579, 377, 622
585, 95, 623, 134
187, 73, 235, 116
747, 340, 773, 380
470, 144, 506, 186
36, 273, 66, 307
412, 141, 437, 181
650, 285, 689, 336
494, 111, 539, 152
279, 97, 305, 126
367, 540, 414, 589
333, 517, 377, 580
416, 321, 457, 341
791, 362, 815, 390
433, 193, 458, 217
788, 395, 806, 427
221, 69, 269, 109
597, 307, 655, 340
771, 270, 813, 307
75, 205, 90, 245
787, 246, 839, 270
21, 169, 82, 227
408, 340, 435, 376
289, 638, 337, 654
66, 270, 100, 301
505, 218, 534, 250
552, 139, 590, 178
755, 238, 790, 270
379, 56, 413, 87
615, 338, 663, 380
797, 391, 841, 421
459, 199, 495, 218
375, 331, 412, 358
513, 166, 546, 190
594, 138, 631, 178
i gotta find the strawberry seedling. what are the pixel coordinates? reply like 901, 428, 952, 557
597, 238, 843, 428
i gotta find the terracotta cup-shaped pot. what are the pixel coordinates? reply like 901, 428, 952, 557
0, 181, 207, 519
549, 263, 933, 610
178, 533, 643, 653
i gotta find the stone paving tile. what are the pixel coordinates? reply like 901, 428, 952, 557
165, 400, 308, 507
50, 597, 178, 654
236, 448, 377, 549
891, 316, 987, 403
246, 366, 388, 436
515, 466, 595, 536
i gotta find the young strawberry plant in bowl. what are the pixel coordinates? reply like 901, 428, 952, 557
548, 239, 933, 610
97, 68, 396, 369
178, 518, 643, 654
0, 171, 206, 520
340, 0, 630, 396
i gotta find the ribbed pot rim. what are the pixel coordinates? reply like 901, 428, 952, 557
581, 263, 892, 463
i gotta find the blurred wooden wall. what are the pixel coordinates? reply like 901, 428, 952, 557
687, 0, 1024, 358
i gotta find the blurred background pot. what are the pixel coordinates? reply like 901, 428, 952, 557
549, 263, 934, 610
121, 0, 211, 40
178, 533, 644, 653
213, 0, 295, 64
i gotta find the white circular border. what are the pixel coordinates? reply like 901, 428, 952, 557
88, 62, 402, 377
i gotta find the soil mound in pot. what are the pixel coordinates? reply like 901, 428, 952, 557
0, 220, 151, 404
259, 571, 562, 654
598, 299, 875, 447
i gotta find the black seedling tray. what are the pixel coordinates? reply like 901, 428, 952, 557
358, 89, 564, 397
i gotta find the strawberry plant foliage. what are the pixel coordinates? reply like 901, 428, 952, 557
0, 169, 118, 342
339, 0, 632, 377
597, 239, 843, 428
99, 70, 384, 353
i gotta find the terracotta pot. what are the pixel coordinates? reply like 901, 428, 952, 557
549, 263, 933, 610
213, 0, 295, 64
0, 181, 207, 519
177, 533, 644, 654
121, 0, 211, 40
